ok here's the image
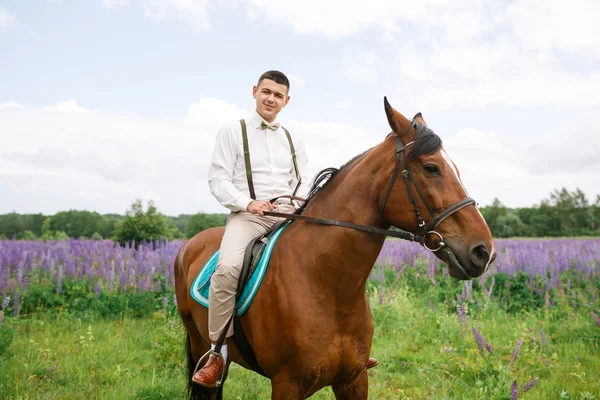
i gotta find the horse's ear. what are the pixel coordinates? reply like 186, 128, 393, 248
384, 96, 412, 136
413, 112, 427, 127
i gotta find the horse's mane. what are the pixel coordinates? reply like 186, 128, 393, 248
404, 121, 443, 165
294, 121, 442, 215
294, 150, 370, 214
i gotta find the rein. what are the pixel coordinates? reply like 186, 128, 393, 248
264, 121, 476, 253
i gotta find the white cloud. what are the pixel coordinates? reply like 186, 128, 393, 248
233, 0, 600, 111
185, 98, 247, 126
101, 0, 130, 8
0, 7, 16, 31
102, 0, 209, 30
0, 99, 377, 215
507, 0, 600, 60
0, 102, 24, 110
411, 72, 600, 112
243, 0, 410, 39
1, 99, 598, 215
165, 0, 210, 31
341, 49, 384, 83
0, 104, 218, 215
442, 116, 600, 208
43, 99, 89, 113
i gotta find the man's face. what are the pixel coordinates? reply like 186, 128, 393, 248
252, 79, 290, 122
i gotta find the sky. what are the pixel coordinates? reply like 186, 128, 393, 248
1, 0, 599, 216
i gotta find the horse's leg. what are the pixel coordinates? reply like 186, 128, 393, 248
332, 370, 368, 400
271, 374, 304, 400
177, 281, 211, 398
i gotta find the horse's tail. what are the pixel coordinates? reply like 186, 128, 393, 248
186, 332, 214, 400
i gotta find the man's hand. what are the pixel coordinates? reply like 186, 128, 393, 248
246, 200, 276, 216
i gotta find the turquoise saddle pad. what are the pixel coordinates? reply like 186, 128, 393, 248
190, 222, 289, 316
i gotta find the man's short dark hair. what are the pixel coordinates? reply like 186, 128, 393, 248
257, 70, 290, 91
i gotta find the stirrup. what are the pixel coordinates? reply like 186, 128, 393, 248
192, 349, 226, 388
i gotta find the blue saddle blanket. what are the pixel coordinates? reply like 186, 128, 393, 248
190, 223, 289, 316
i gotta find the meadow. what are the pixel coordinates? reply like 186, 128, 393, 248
0, 237, 599, 399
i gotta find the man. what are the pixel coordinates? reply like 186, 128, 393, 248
193, 70, 378, 387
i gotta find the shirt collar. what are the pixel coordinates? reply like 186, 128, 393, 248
250, 109, 280, 129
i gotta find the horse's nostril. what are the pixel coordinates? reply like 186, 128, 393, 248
470, 243, 490, 267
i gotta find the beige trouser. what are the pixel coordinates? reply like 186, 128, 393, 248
208, 202, 295, 341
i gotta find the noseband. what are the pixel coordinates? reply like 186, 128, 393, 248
378, 121, 476, 251
264, 121, 477, 253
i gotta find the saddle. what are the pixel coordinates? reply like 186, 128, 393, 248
232, 219, 290, 378
236, 219, 289, 302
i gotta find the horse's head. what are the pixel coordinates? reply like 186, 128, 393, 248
379, 97, 495, 280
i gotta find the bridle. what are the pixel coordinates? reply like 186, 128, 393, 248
378, 121, 477, 251
265, 121, 477, 253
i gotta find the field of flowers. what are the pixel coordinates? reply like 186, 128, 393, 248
1, 236, 599, 324
0, 236, 599, 399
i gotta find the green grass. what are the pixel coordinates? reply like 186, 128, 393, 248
1, 283, 599, 399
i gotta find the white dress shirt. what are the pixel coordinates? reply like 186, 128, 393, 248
208, 110, 310, 212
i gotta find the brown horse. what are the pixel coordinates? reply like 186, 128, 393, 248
174, 98, 496, 399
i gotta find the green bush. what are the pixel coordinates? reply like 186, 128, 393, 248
19, 280, 165, 319
114, 199, 175, 248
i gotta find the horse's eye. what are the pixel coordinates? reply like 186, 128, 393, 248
424, 165, 440, 174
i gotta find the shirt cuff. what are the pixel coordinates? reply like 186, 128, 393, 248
233, 195, 254, 212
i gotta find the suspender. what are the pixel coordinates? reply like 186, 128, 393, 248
240, 119, 302, 200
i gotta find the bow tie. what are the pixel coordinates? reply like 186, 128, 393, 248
259, 121, 280, 131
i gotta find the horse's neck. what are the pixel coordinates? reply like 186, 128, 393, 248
287, 152, 390, 301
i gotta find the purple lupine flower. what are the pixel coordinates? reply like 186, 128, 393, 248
119, 261, 127, 292
484, 340, 494, 354
57, 264, 63, 294
510, 338, 524, 366
592, 311, 600, 328
108, 261, 115, 293
16, 260, 24, 284
471, 326, 493, 355
2, 296, 9, 310
22, 273, 28, 293
511, 380, 518, 400
465, 280, 473, 303
521, 377, 538, 393
0, 263, 8, 297
456, 303, 467, 326
472, 327, 485, 355
540, 329, 547, 347
12, 290, 20, 316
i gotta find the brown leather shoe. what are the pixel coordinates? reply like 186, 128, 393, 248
366, 357, 379, 369
192, 354, 224, 388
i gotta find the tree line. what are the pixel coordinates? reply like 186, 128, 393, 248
480, 188, 600, 238
0, 188, 598, 242
0, 199, 227, 244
